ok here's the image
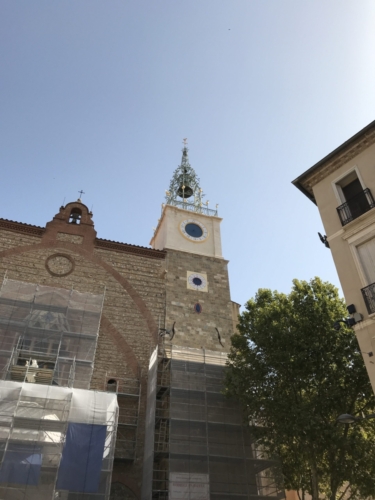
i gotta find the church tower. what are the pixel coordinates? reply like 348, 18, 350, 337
150, 143, 223, 259
142, 145, 283, 500
150, 143, 235, 351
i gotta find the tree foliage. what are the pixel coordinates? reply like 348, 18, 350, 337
225, 278, 375, 500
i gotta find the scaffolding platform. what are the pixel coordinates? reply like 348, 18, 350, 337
105, 373, 141, 462
0, 279, 118, 500
142, 345, 285, 500
0, 381, 118, 500
0, 279, 104, 390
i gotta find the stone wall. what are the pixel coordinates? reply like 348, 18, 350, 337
0, 209, 167, 499
0, 228, 42, 252
0, 202, 237, 499
164, 249, 234, 352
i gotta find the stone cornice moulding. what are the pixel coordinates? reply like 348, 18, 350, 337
341, 210, 375, 242
95, 239, 166, 259
0, 219, 166, 260
0, 219, 44, 237
327, 228, 344, 242
293, 121, 375, 201
165, 247, 229, 265
305, 129, 375, 194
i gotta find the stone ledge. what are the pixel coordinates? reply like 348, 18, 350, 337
95, 239, 166, 259
0, 219, 44, 237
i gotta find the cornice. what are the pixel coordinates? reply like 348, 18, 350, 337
95, 238, 166, 259
165, 247, 229, 264
293, 120, 375, 202
305, 129, 375, 193
0, 219, 44, 237
341, 209, 375, 241
0, 219, 166, 259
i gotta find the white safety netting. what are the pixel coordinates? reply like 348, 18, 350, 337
0, 381, 118, 500
0, 279, 104, 389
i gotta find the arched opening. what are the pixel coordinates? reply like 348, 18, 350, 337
106, 378, 118, 392
69, 208, 82, 224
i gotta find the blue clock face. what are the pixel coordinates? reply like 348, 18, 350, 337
180, 219, 208, 242
187, 272, 207, 291
185, 223, 203, 238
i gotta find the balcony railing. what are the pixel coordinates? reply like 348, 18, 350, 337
337, 188, 375, 226
167, 200, 218, 216
361, 283, 375, 314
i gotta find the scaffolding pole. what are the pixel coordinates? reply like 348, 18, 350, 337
142, 344, 285, 500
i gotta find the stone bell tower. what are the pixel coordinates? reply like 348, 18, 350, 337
150, 143, 223, 259
142, 147, 268, 500
150, 142, 237, 351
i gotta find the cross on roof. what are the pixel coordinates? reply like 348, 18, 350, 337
78, 190, 85, 198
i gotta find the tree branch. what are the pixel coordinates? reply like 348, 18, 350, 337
336, 482, 351, 500
344, 485, 358, 500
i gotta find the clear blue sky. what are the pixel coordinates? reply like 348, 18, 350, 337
1, 1, 375, 307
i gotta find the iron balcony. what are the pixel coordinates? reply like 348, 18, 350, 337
361, 283, 375, 315
337, 188, 375, 226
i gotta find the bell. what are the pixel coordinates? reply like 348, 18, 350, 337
70, 212, 81, 224
177, 184, 194, 199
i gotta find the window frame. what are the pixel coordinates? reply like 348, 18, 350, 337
347, 226, 375, 287
331, 166, 366, 205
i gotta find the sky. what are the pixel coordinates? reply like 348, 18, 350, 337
1, 1, 375, 308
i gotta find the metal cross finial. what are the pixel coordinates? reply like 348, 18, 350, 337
78, 190, 85, 198
182, 138, 188, 146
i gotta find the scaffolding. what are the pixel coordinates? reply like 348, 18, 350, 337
0, 279, 118, 499
0, 381, 118, 500
105, 374, 141, 462
142, 345, 285, 500
0, 279, 104, 389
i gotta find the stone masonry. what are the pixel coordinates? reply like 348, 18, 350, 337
165, 249, 234, 352
0, 198, 237, 499
0, 201, 167, 499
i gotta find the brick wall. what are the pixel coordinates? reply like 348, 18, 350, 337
0, 209, 166, 499
0, 202, 236, 499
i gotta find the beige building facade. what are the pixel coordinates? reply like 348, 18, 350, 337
293, 120, 375, 392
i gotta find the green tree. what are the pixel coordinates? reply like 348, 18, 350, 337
225, 278, 375, 500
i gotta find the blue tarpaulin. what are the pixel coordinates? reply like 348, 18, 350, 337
0, 444, 42, 485
56, 422, 107, 493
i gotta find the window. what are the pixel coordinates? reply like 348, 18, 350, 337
357, 238, 375, 285
334, 169, 375, 225
106, 378, 118, 392
353, 236, 375, 314
335, 170, 363, 202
